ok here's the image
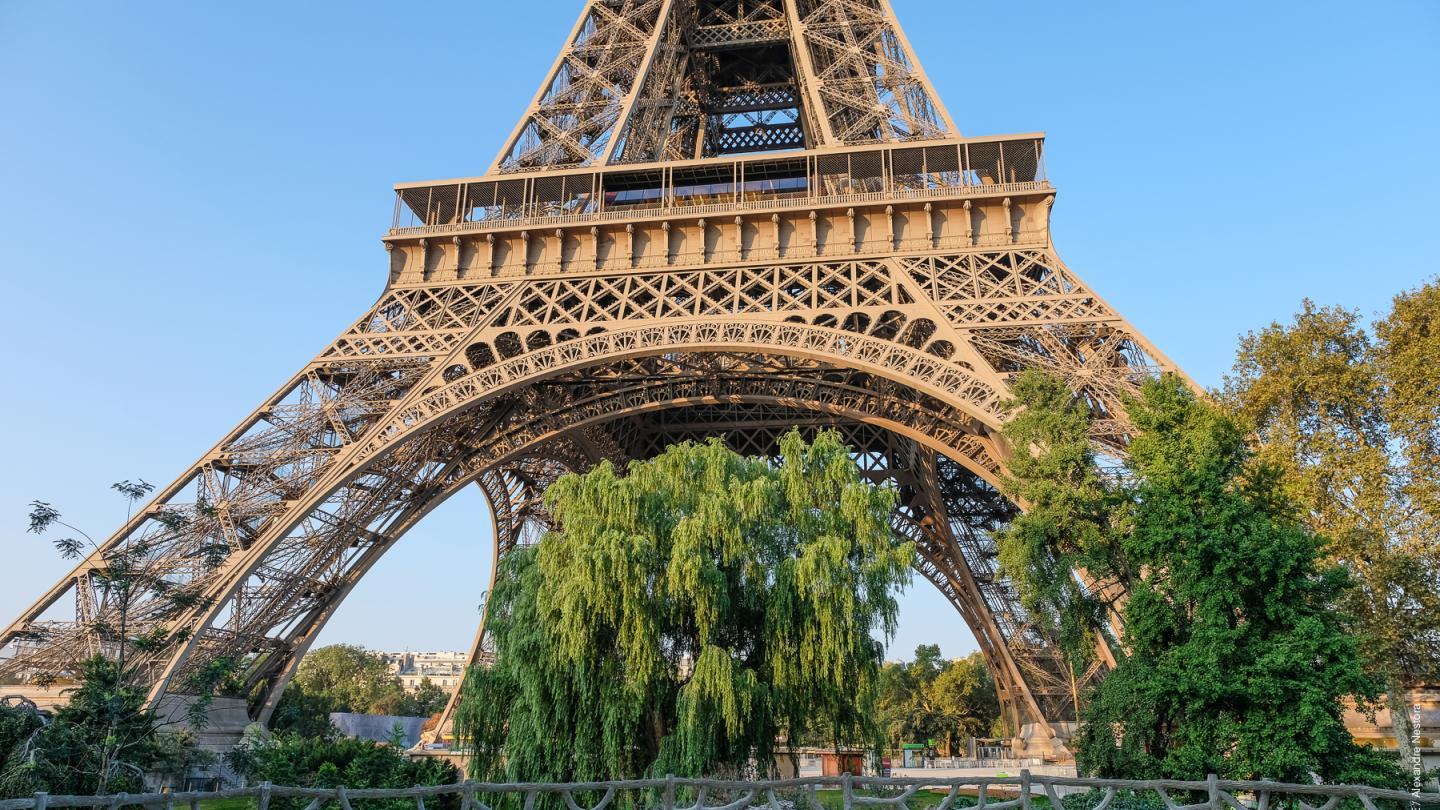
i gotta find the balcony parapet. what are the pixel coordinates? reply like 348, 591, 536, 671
387, 134, 1050, 241
386, 180, 1051, 241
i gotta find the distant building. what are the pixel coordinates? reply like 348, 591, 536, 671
376, 651, 468, 692
1344, 686, 1440, 785
376, 651, 466, 691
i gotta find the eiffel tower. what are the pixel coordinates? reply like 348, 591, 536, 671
1, 0, 1181, 757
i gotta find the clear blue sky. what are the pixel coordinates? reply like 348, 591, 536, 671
1, 1, 1436, 663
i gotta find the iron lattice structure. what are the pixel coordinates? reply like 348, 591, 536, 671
0, 0, 1181, 756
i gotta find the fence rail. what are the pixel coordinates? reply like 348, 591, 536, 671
4, 772, 1437, 810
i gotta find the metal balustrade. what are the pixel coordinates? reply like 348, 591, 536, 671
691, 18, 790, 46
387, 182, 1052, 240
4, 772, 1435, 810
391, 135, 1049, 237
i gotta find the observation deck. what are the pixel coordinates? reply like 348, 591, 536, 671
386, 133, 1050, 242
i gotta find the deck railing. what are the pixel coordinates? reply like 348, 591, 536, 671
3, 772, 1436, 810
388, 181, 1052, 240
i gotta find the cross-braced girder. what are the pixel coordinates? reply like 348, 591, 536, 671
2, 0, 1190, 761
1, 234, 1172, 756
494, 0, 953, 171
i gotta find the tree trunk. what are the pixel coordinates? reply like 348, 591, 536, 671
645, 704, 666, 766
1386, 685, 1418, 768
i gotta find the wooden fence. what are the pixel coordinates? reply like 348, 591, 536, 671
3, 772, 1437, 810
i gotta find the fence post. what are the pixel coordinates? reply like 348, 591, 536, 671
665, 774, 676, 810
1206, 775, 1218, 810
842, 771, 853, 810
1020, 770, 1031, 810
259, 782, 273, 810
33, 792, 48, 810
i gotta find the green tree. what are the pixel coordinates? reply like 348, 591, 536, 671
994, 372, 1123, 668
907, 644, 946, 682
398, 677, 450, 718
385, 721, 407, 749
999, 371, 1401, 784
0, 657, 211, 796
16, 485, 230, 793
285, 645, 405, 715
25, 482, 206, 681
1223, 284, 1440, 763
875, 648, 1000, 755
227, 730, 457, 810
876, 646, 939, 751
876, 656, 920, 748
0, 702, 46, 783
272, 648, 449, 736
268, 682, 341, 739
455, 430, 911, 782
927, 653, 1000, 753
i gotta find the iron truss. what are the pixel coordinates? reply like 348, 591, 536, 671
0, 243, 1169, 755
2, 0, 1181, 759
495, 0, 954, 171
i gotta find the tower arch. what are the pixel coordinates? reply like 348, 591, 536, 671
0, 0, 1188, 759
228, 378, 1079, 750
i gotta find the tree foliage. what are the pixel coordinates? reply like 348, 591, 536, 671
271, 646, 449, 737
455, 430, 911, 782
12, 485, 231, 794
0, 657, 210, 796
994, 372, 1125, 667
269, 683, 344, 740
1222, 284, 1440, 761
404, 678, 450, 719
288, 645, 402, 715
0, 705, 42, 748
227, 730, 457, 810
875, 646, 1001, 755
25, 482, 210, 683
998, 371, 1401, 784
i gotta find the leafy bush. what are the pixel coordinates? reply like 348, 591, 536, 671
0, 657, 208, 796
0, 704, 44, 766
1061, 789, 1166, 810
227, 731, 458, 810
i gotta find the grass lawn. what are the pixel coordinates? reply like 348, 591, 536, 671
198, 799, 256, 810
196, 788, 1056, 810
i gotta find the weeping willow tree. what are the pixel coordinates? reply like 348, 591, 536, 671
454, 430, 912, 782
